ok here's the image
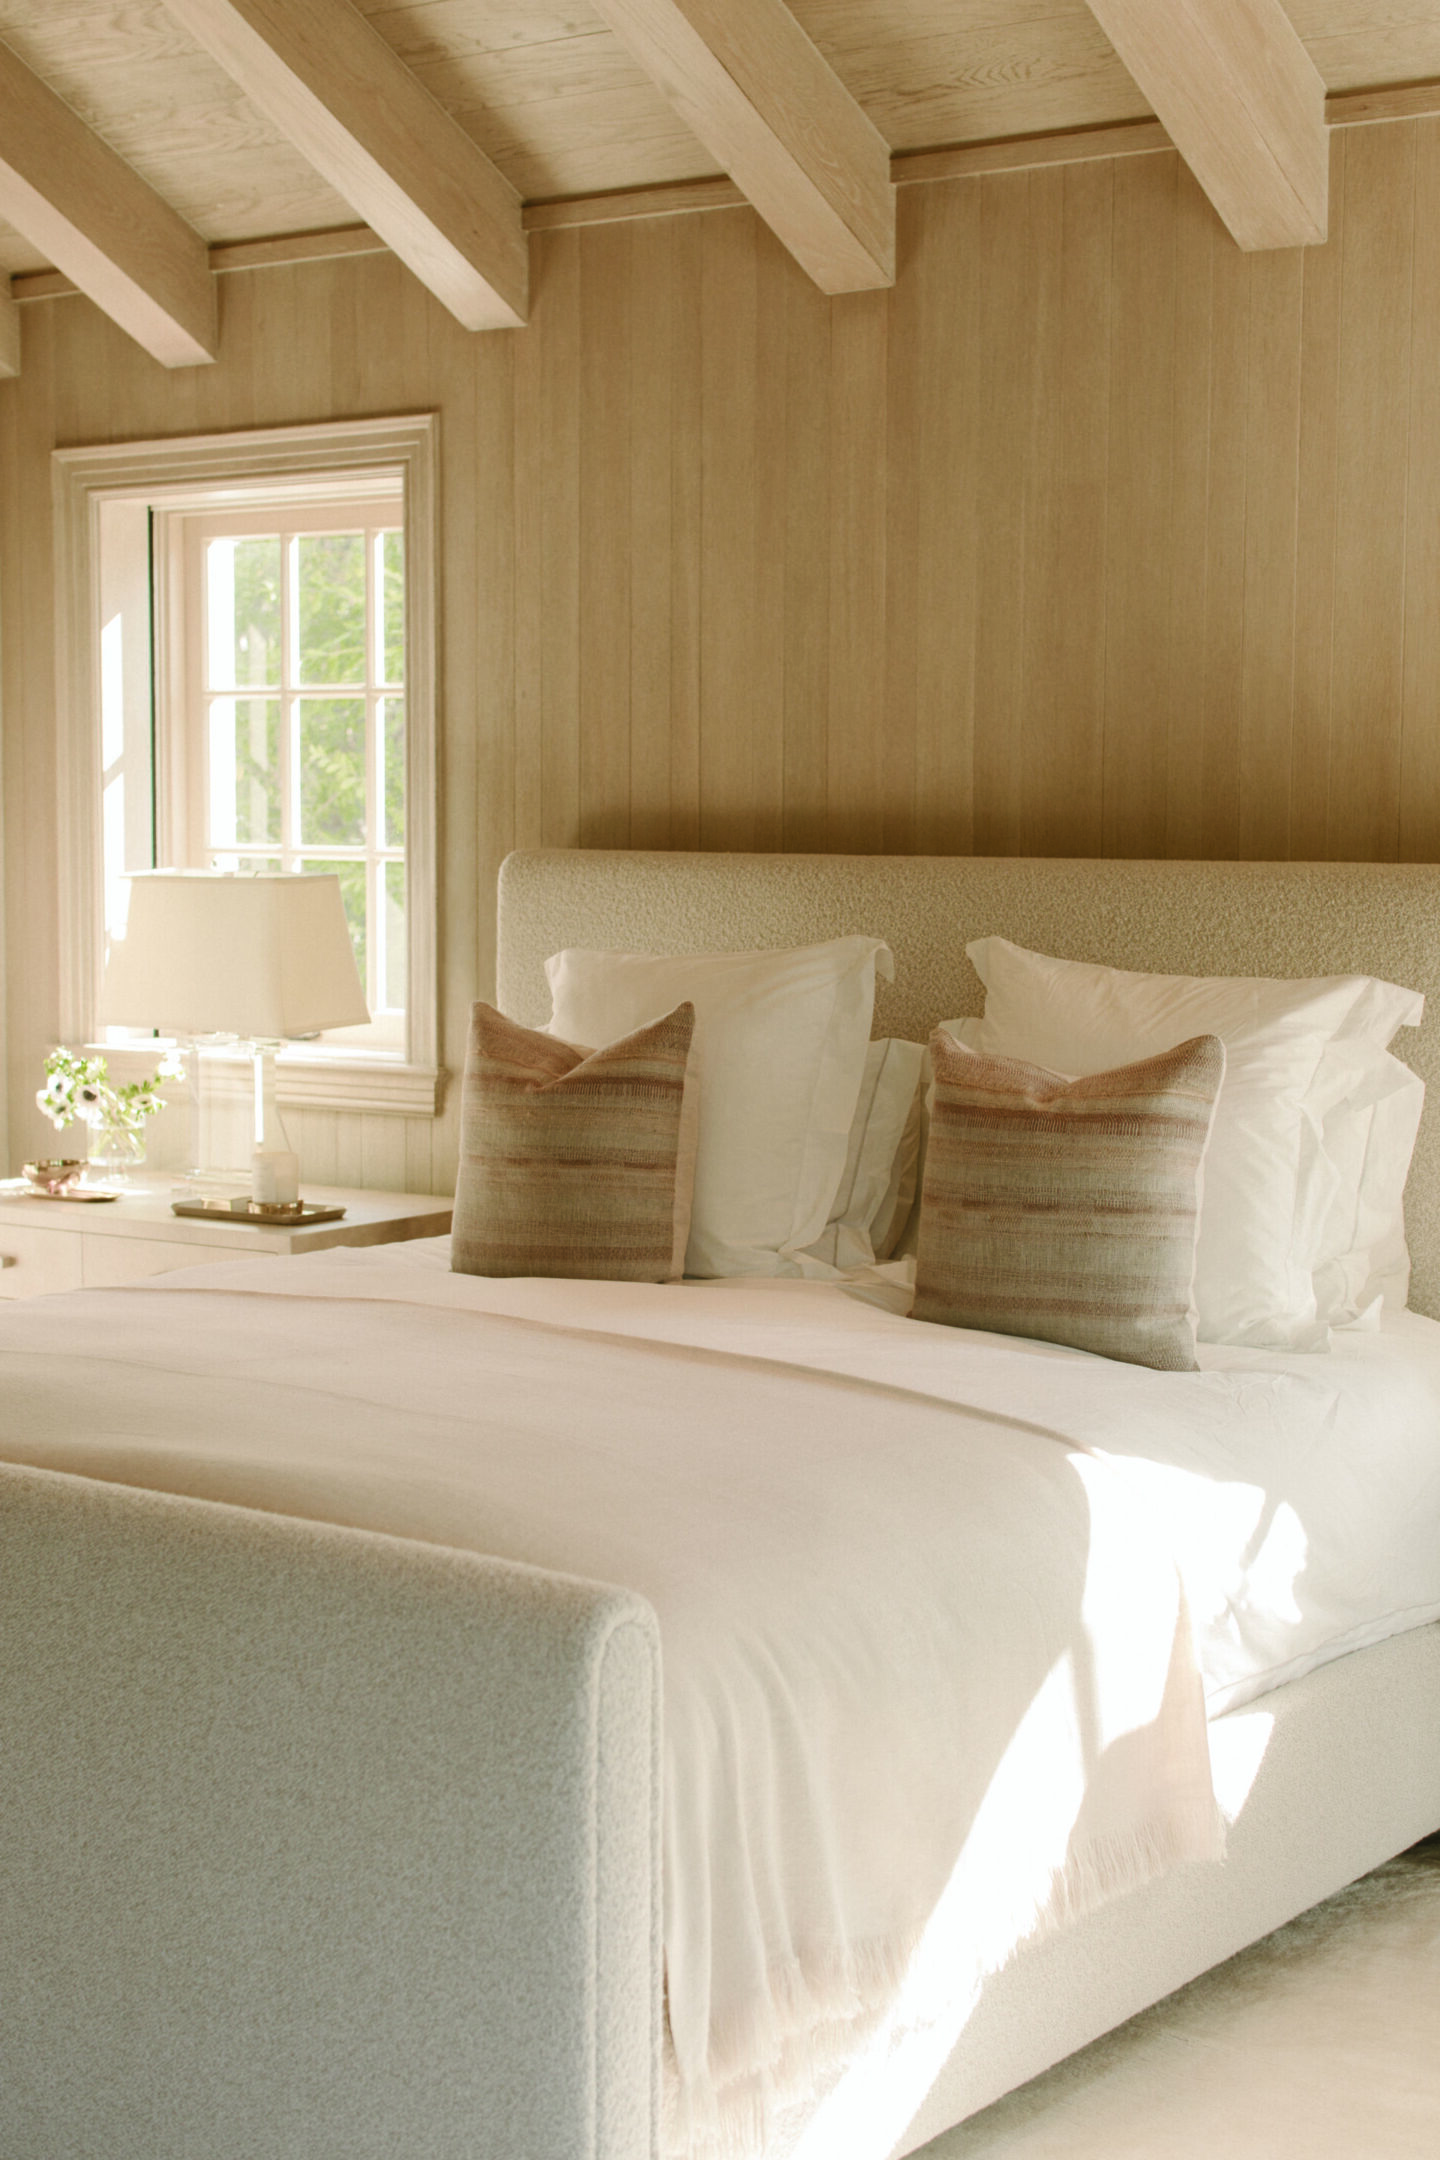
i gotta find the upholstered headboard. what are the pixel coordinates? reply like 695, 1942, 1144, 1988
497, 851, 1440, 1320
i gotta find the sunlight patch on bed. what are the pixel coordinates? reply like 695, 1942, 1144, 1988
1242, 1502, 1309, 1625
1208, 1710, 1275, 1826
788, 1652, 1093, 2160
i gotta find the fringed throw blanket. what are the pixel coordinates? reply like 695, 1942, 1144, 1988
0, 1262, 1221, 2160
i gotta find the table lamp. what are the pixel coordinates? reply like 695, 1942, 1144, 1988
98, 871, 370, 1202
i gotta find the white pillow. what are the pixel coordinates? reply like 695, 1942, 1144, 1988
951, 939, 1423, 1351
1309, 1042, 1425, 1326
799, 1038, 924, 1273
546, 938, 893, 1278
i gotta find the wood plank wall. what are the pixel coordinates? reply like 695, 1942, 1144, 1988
4, 119, 1440, 1191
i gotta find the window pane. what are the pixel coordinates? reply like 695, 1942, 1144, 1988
382, 695, 405, 846
382, 530, 405, 684
297, 697, 366, 845
209, 697, 281, 847
384, 860, 406, 1012
297, 532, 367, 685
303, 858, 367, 994
208, 536, 280, 689
210, 853, 282, 876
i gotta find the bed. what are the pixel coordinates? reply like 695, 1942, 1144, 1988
3, 849, 1440, 2160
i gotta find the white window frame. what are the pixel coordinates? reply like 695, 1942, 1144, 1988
53, 415, 440, 1116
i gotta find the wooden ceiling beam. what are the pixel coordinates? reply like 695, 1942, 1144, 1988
586, 0, 894, 293
160, 0, 526, 330
0, 36, 216, 367
21, 70, 1427, 313
1083, 0, 1327, 249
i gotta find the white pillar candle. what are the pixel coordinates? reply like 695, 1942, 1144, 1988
251, 1147, 300, 1207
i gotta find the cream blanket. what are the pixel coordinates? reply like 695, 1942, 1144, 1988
0, 1263, 1220, 2160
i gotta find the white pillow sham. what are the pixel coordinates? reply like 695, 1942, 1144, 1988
546, 937, 893, 1278
950, 938, 1423, 1351
1309, 1041, 1425, 1325
799, 1037, 924, 1273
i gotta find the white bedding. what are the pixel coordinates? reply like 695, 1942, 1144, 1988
4, 1251, 1439, 2158
187, 1236, 1440, 1718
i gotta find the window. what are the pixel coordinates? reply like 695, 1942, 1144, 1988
170, 497, 408, 1050
54, 417, 438, 1114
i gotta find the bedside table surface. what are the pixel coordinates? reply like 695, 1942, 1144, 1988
1, 1183, 448, 1244
0, 1184, 452, 1290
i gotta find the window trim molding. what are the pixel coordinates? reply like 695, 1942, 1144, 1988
53, 415, 441, 1116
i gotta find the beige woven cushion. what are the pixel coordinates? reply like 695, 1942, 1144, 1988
913, 1031, 1226, 1371
453, 1001, 698, 1281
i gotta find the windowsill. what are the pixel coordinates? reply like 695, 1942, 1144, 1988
274, 1051, 443, 1117
96, 1042, 443, 1118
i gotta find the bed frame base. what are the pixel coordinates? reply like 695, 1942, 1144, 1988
892, 1621, 1440, 2155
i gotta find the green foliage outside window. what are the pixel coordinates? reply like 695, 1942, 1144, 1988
211, 523, 405, 1010
299, 533, 367, 685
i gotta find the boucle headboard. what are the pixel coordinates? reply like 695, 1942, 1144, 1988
497, 851, 1440, 1320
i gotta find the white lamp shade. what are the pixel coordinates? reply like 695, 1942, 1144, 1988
99, 872, 370, 1038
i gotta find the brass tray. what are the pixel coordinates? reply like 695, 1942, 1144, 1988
8, 1184, 119, 1203
171, 1198, 347, 1227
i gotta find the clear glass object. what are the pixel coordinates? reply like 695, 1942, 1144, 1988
87, 1121, 146, 1187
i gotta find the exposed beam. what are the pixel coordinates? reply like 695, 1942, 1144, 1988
523, 177, 749, 235
10, 67, 1433, 312
160, 0, 526, 330
1330, 78, 1440, 130
0, 280, 18, 376
0, 36, 216, 367
1083, 0, 1327, 249
203, 224, 389, 274
12, 226, 392, 302
586, 0, 893, 292
894, 121, 1172, 191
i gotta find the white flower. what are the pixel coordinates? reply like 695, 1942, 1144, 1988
75, 1083, 107, 1128
158, 1048, 186, 1081
36, 1073, 77, 1128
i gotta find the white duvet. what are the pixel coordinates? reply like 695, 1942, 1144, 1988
3, 1249, 1439, 2158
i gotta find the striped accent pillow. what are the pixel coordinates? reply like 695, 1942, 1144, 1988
913, 1030, 1225, 1370
453, 1001, 698, 1282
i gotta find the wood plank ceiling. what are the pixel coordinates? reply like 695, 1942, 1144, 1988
1, 1, 1438, 355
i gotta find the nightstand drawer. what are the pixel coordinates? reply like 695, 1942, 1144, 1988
80, 1235, 223, 1288
0, 1223, 85, 1300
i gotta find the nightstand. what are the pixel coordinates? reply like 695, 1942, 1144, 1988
0, 1184, 452, 1302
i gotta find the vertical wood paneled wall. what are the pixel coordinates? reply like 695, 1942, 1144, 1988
5, 121, 1440, 1189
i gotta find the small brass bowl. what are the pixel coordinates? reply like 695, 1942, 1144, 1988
22, 1158, 86, 1195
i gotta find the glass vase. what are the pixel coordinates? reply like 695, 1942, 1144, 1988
87, 1121, 146, 1188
